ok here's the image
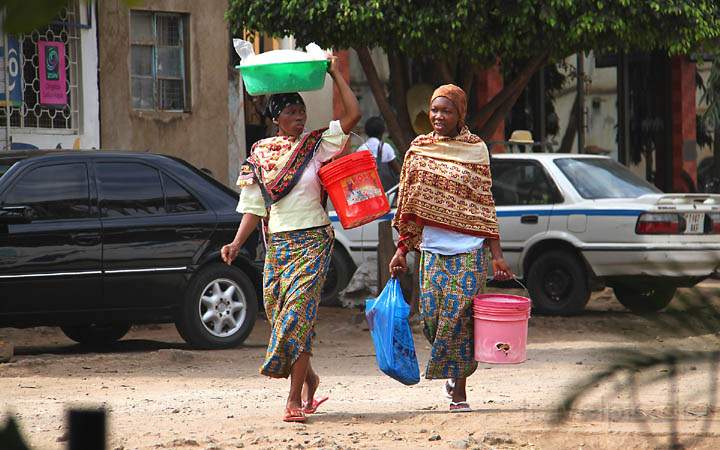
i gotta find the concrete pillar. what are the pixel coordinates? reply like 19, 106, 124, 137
475, 64, 505, 152
670, 56, 697, 191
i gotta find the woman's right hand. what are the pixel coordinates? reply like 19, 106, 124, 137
221, 242, 240, 265
326, 53, 339, 76
389, 249, 408, 277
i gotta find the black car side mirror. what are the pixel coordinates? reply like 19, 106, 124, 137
0, 206, 32, 224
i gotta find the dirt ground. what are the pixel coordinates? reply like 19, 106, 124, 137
1, 285, 720, 450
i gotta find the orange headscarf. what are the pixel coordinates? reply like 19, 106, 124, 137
430, 84, 467, 130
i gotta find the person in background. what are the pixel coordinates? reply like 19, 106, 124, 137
358, 116, 401, 191
221, 56, 361, 423
389, 84, 514, 413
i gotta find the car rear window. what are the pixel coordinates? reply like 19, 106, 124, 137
555, 158, 661, 199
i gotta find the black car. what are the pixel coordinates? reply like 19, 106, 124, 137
0, 150, 263, 349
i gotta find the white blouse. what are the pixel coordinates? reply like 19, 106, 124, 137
421, 225, 485, 255
237, 120, 349, 233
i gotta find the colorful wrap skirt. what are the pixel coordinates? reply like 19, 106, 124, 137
260, 225, 334, 378
418, 247, 488, 380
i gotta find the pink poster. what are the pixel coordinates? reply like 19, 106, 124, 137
38, 40, 67, 106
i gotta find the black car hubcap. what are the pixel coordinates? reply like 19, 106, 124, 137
543, 267, 572, 303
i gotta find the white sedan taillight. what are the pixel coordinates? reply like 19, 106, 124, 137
708, 212, 720, 234
635, 213, 682, 234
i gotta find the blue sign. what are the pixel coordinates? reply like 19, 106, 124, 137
0, 36, 22, 107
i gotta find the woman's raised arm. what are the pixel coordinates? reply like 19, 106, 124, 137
328, 55, 361, 135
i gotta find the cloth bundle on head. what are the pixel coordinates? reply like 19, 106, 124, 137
265, 92, 305, 119
430, 84, 467, 130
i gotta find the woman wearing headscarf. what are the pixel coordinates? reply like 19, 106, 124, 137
221, 56, 361, 423
389, 84, 514, 412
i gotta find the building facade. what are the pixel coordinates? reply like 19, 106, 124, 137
503, 52, 705, 193
0, 1, 100, 151
97, 0, 237, 184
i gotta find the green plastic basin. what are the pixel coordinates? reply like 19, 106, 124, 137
237, 60, 329, 95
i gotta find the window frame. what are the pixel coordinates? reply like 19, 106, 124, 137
92, 160, 209, 218
0, 2, 82, 133
1, 162, 93, 222
129, 10, 190, 112
490, 159, 564, 206
159, 170, 207, 215
95, 161, 167, 218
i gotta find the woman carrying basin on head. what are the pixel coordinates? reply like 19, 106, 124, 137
389, 84, 514, 412
221, 56, 361, 423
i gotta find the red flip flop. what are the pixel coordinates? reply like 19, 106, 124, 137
302, 396, 329, 414
283, 407, 306, 423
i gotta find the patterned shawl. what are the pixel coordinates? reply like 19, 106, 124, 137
237, 128, 326, 206
392, 127, 499, 253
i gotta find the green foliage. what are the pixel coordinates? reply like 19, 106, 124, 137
226, 0, 720, 67
2, 0, 144, 34
2, 0, 69, 34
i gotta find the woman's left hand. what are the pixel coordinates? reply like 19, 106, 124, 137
492, 258, 514, 281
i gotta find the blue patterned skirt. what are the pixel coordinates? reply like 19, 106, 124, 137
260, 225, 334, 378
419, 247, 488, 379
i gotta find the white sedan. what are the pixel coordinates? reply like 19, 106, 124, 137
329, 154, 720, 315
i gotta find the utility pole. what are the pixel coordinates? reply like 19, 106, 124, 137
1, 13, 10, 151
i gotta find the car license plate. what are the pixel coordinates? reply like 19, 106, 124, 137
685, 212, 704, 234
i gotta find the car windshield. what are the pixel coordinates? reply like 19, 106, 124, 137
555, 157, 661, 199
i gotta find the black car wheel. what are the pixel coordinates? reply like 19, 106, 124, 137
321, 246, 356, 306
175, 264, 258, 349
60, 323, 132, 346
613, 285, 676, 314
527, 250, 590, 315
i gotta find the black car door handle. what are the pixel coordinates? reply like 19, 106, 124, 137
520, 215, 539, 224
177, 228, 204, 238
73, 234, 101, 246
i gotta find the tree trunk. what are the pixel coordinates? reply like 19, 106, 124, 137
714, 125, 720, 179
478, 52, 549, 139
472, 53, 548, 130
355, 46, 413, 152
388, 51, 415, 148
461, 63, 477, 100
437, 60, 454, 84
559, 94, 580, 153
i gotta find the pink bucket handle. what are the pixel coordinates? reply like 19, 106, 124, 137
512, 278, 531, 316
510, 276, 528, 293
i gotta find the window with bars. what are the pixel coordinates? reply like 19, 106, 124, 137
130, 11, 189, 111
0, 3, 80, 132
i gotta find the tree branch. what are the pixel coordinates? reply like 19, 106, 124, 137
437, 60, 454, 85
559, 94, 579, 153
477, 52, 550, 139
461, 63, 477, 99
473, 52, 549, 132
388, 51, 414, 144
355, 46, 413, 152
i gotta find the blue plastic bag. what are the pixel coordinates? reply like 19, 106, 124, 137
365, 278, 420, 385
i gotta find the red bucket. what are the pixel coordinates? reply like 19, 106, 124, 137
319, 151, 390, 229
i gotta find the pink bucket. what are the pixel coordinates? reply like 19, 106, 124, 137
473, 293, 531, 364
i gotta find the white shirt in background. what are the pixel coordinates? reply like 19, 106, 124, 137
358, 137, 397, 163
